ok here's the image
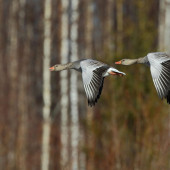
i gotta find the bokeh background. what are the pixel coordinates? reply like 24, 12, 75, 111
0, 0, 170, 170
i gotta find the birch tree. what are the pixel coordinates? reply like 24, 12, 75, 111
70, 0, 79, 169
41, 0, 52, 170
158, 0, 165, 50
77, 0, 95, 169
158, 1, 170, 168
83, 1, 94, 169
60, 0, 69, 168
159, 0, 170, 54
164, 0, 170, 146
164, 0, 170, 53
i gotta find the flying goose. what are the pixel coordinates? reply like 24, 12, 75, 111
50, 59, 125, 106
115, 52, 170, 104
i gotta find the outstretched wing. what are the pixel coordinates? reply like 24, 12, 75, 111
148, 52, 170, 101
80, 59, 109, 106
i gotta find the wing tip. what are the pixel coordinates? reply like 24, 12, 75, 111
166, 91, 170, 104
88, 100, 96, 107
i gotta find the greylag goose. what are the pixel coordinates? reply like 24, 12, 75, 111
50, 59, 125, 106
115, 52, 170, 104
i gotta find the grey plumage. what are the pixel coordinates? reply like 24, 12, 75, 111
50, 59, 125, 106
116, 52, 170, 104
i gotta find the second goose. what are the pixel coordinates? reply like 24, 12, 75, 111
115, 52, 170, 104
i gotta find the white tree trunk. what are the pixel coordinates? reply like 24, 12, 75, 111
60, 0, 69, 168
158, 0, 170, 155
86, 1, 94, 169
163, 0, 170, 152
41, 0, 52, 170
70, 0, 79, 169
164, 0, 170, 53
159, 0, 170, 53
158, 0, 165, 50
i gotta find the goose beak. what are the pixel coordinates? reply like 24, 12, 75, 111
49, 66, 55, 71
115, 61, 121, 64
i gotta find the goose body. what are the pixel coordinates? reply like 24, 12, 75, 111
115, 52, 170, 104
50, 59, 125, 106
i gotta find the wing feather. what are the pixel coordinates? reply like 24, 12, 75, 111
80, 60, 109, 106
148, 53, 170, 102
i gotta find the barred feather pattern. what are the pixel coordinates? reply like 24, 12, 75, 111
84, 66, 109, 106
149, 53, 170, 103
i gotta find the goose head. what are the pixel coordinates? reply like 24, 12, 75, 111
49, 64, 65, 71
115, 59, 137, 65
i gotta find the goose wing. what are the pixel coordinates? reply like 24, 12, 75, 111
80, 59, 109, 106
147, 52, 170, 100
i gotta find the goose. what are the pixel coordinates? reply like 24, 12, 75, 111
115, 52, 170, 104
50, 59, 126, 106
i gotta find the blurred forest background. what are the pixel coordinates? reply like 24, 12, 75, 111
0, 0, 170, 170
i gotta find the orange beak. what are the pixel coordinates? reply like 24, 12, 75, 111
49, 66, 55, 71
115, 61, 122, 64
